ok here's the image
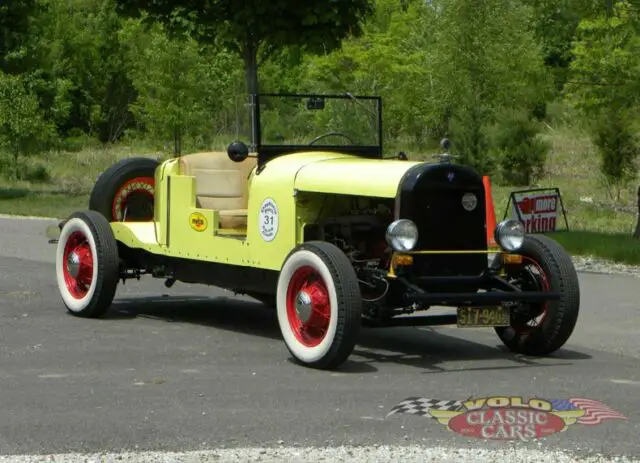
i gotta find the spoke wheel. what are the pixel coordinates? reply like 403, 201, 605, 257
111, 176, 155, 222
89, 157, 158, 222
495, 235, 580, 356
507, 256, 550, 334
277, 241, 362, 370
286, 266, 332, 348
56, 211, 120, 318
62, 230, 95, 299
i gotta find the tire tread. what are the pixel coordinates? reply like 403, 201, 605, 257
497, 234, 580, 355
285, 241, 362, 370
89, 157, 158, 221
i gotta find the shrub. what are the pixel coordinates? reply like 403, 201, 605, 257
449, 106, 495, 176
490, 110, 549, 186
590, 108, 639, 201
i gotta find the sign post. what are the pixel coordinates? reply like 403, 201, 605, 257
504, 188, 569, 233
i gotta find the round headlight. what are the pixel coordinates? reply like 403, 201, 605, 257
494, 219, 525, 251
386, 219, 419, 252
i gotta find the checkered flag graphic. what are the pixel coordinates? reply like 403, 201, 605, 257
387, 397, 464, 418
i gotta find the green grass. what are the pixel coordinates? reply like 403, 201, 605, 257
0, 144, 163, 218
485, 126, 636, 232
2, 126, 640, 264
0, 188, 88, 218
546, 231, 640, 265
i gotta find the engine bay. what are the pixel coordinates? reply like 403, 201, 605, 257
308, 196, 413, 319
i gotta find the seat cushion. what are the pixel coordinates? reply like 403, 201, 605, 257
218, 209, 248, 229
179, 152, 256, 229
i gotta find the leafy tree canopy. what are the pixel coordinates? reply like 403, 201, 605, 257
0, 0, 38, 73
113, 0, 374, 92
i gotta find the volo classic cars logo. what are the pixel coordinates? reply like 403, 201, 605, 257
387, 395, 628, 441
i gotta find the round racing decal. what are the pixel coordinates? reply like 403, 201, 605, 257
259, 198, 279, 242
189, 212, 208, 232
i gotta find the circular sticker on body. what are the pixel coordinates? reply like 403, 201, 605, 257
259, 198, 279, 242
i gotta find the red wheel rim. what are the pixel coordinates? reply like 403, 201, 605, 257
111, 176, 155, 222
512, 256, 550, 334
62, 230, 94, 299
286, 266, 331, 347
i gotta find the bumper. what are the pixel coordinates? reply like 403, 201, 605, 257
398, 272, 559, 307
405, 290, 560, 306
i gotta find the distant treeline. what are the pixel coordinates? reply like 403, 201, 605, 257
0, 0, 638, 188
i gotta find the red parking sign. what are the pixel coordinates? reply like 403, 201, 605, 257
505, 188, 569, 233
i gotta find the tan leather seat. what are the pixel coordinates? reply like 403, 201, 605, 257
178, 151, 256, 229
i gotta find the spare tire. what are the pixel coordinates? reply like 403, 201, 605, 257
89, 157, 159, 222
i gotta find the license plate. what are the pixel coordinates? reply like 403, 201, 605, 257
457, 306, 510, 327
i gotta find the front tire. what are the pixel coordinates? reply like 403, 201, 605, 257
276, 241, 362, 370
495, 235, 580, 356
55, 211, 120, 318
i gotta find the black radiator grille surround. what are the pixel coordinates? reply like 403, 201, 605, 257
397, 163, 488, 279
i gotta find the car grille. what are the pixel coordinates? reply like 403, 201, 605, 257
398, 165, 488, 279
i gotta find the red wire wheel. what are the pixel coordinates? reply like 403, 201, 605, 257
55, 211, 121, 318
89, 157, 159, 222
61, 230, 94, 299
111, 176, 155, 222
509, 256, 551, 334
276, 242, 362, 370
495, 235, 580, 356
286, 266, 332, 347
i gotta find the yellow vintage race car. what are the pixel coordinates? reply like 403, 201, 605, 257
50, 93, 580, 370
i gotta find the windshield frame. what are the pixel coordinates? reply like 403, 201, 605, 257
251, 93, 384, 164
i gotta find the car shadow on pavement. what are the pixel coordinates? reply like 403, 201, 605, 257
353, 327, 591, 374
107, 295, 591, 374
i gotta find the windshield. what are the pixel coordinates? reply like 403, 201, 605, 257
256, 93, 382, 150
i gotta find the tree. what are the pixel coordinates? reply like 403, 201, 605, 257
489, 109, 550, 186
17, 0, 138, 143
521, 0, 607, 91
119, 20, 242, 154
301, 0, 443, 147
0, 0, 37, 73
429, 0, 551, 173
564, 0, 640, 200
0, 73, 55, 179
113, 0, 374, 95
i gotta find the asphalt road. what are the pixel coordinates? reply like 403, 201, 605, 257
0, 216, 639, 461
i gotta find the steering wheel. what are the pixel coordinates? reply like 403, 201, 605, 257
308, 131, 354, 145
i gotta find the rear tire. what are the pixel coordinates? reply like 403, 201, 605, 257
55, 211, 120, 318
276, 241, 362, 370
495, 235, 580, 356
89, 157, 158, 222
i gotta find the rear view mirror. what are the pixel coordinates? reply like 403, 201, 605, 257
306, 97, 325, 110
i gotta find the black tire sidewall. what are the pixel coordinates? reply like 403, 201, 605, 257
89, 157, 158, 222
496, 235, 580, 355
276, 241, 362, 369
56, 211, 120, 318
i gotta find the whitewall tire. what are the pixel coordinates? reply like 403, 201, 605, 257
55, 211, 120, 317
276, 241, 362, 369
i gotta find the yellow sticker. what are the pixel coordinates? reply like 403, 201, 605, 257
189, 212, 208, 232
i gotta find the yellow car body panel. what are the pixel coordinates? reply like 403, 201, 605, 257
111, 150, 419, 272
293, 157, 422, 198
